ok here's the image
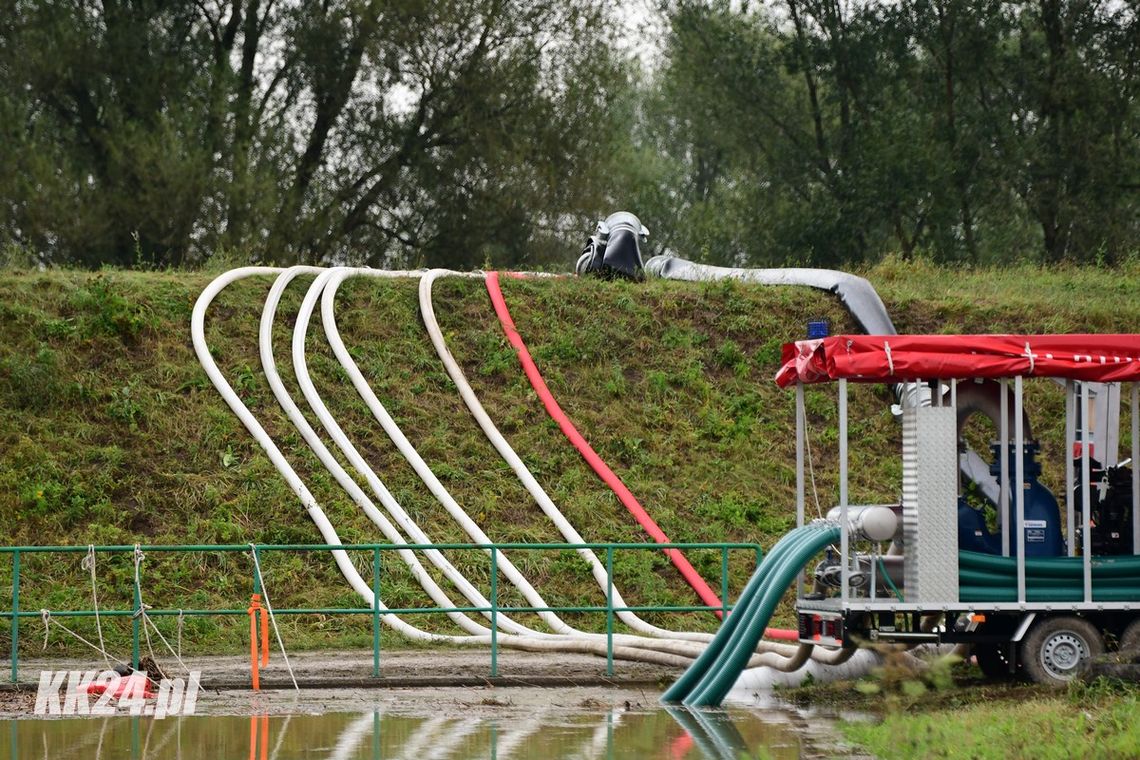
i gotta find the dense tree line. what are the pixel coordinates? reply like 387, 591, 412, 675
0, 1, 1137, 269
635, 0, 1140, 266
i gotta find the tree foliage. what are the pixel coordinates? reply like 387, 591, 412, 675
632, 0, 1140, 266
0, 0, 628, 268
0, 0, 1137, 268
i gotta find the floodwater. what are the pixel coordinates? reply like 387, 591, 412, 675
0, 691, 863, 759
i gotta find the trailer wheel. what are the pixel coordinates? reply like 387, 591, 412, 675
974, 643, 1016, 680
1119, 619, 1140, 654
1020, 616, 1103, 686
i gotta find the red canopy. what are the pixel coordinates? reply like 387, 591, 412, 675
776, 335, 1140, 387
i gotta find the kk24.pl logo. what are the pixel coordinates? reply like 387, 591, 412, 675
34, 669, 201, 718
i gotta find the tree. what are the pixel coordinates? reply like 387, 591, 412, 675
0, 0, 631, 269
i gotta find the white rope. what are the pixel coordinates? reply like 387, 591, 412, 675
884, 340, 894, 375
803, 416, 823, 519
142, 612, 197, 680
176, 610, 184, 660
81, 545, 112, 669
38, 611, 131, 670
249, 545, 299, 691
41, 609, 50, 650
131, 545, 161, 674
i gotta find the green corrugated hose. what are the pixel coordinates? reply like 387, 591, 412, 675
662, 523, 842, 707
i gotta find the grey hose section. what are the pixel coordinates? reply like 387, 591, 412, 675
645, 256, 896, 335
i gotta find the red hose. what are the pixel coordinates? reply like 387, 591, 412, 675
486, 272, 800, 639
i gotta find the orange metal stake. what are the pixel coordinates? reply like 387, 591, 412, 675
260, 603, 269, 667
248, 594, 262, 690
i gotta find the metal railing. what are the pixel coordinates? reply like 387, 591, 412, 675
2, 542, 762, 683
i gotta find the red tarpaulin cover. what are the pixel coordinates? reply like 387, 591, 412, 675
776, 335, 1140, 387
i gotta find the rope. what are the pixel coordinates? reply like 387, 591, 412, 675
177, 610, 184, 660
803, 416, 823, 519
142, 613, 197, 680
81, 545, 112, 669
41, 609, 50, 650
38, 611, 131, 670
249, 545, 299, 691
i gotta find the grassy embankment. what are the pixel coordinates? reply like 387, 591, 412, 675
0, 261, 1138, 672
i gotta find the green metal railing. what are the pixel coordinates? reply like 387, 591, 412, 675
2, 542, 762, 683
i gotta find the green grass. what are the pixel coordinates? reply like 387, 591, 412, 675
840, 679, 1140, 759
2, 262, 1140, 660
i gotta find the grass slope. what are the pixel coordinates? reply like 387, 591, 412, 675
1, 261, 1139, 658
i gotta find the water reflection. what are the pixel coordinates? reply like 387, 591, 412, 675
2, 703, 829, 759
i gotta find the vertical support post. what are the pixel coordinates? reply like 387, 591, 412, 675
1000, 379, 1010, 558
796, 382, 805, 528
1132, 384, 1139, 556
1066, 381, 1076, 557
1015, 376, 1026, 604
10, 550, 19, 683
1082, 382, 1093, 602
870, 543, 878, 601
605, 546, 614, 678
720, 547, 729, 618
489, 547, 498, 678
951, 380, 959, 498
839, 378, 849, 603
796, 382, 806, 598
132, 554, 142, 670
372, 547, 381, 678
252, 548, 262, 595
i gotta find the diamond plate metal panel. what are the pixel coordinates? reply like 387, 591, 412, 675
902, 405, 960, 604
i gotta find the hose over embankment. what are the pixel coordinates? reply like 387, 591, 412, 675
645, 256, 896, 335
485, 271, 726, 617
663, 523, 843, 707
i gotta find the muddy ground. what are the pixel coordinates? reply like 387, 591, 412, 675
0, 648, 681, 718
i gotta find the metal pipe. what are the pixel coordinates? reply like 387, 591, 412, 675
1015, 377, 1025, 603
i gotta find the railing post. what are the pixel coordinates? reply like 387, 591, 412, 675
490, 547, 498, 678
10, 550, 19, 683
372, 547, 381, 678
132, 552, 142, 670
721, 546, 729, 618
605, 546, 614, 677
252, 546, 262, 595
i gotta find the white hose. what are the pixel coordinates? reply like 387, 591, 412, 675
416, 268, 857, 667
192, 266, 708, 663
419, 268, 711, 643
258, 266, 492, 635
194, 266, 879, 673
302, 267, 745, 659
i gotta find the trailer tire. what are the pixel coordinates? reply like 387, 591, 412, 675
1119, 619, 1140, 654
1020, 616, 1103, 686
974, 643, 1016, 680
